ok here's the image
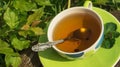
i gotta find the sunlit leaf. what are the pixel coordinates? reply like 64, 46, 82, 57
30, 27, 44, 35
35, 0, 52, 6
31, 20, 41, 27
18, 31, 28, 38
0, 47, 18, 56
0, 39, 19, 56
11, 36, 30, 50
4, 8, 19, 29
13, 0, 37, 11
5, 55, 21, 67
21, 24, 30, 30
18, 30, 34, 37
0, 39, 9, 47
26, 7, 44, 25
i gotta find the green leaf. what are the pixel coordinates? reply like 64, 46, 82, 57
102, 22, 120, 49
11, 36, 30, 50
26, 7, 44, 25
0, 47, 18, 56
115, 0, 120, 3
93, 0, 109, 5
18, 30, 34, 37
38, 22, 49, 42
4, 8, 19, 29
13, 0, 37, 12
0, 39, 9, 47
102, 39, 111, 49
16, 11, 28, 29
104, 22, 117, 35
30, 27, 44, 35
0, 39, 19, 56
102, 38, 115, 49
5, 55, 21, 67
0, 25, 10, 37
35, 0, 52, 6
114, 31, 120, 38
18, 31, 27, 37
39, 34, 48, 43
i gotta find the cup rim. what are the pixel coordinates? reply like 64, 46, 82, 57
47, 7, 104, 55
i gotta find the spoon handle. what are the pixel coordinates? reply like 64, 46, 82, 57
32, 39, 64, 52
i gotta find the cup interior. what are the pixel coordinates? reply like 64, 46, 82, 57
48, 7, 104, 54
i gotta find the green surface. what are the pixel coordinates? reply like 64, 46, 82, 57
38, 7, 120, 67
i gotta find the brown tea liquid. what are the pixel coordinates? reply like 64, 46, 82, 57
52, 13, 101, 53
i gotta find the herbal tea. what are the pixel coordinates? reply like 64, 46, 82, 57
53, 13, 101, 53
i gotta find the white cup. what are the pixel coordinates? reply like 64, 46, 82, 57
47, 1, 104, 59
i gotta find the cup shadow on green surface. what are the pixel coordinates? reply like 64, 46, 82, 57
38, 48, 72, 61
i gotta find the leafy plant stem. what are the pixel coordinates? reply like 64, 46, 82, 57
68, 0, 71, 8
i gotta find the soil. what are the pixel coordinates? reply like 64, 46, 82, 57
19, 48, 43, 67
19, 10, 120, 67
110, 10, 120, 21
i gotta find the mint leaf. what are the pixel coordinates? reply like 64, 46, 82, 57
13, 0, 37, 12
26, 7, 44, 25
30, 27, 44, 35
39, 34, 48, 43
102, 22, 120, 49
18, 30, 34, 38
102, 39, 111, 49
0, 39, 19, 56
38, 22, 49, 42
0, 39, 9, 47
35, 0, 52, 6
0, 47, 15, 55
0, 48, 19, 57
4, 8, 19, 29
104, 22, 117, 35
11, 36, 30, 51
5, 55, 21, 67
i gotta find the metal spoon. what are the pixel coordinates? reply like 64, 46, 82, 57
32, 28, 91, 52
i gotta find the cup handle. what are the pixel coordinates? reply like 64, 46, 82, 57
83, 1, 92, 9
